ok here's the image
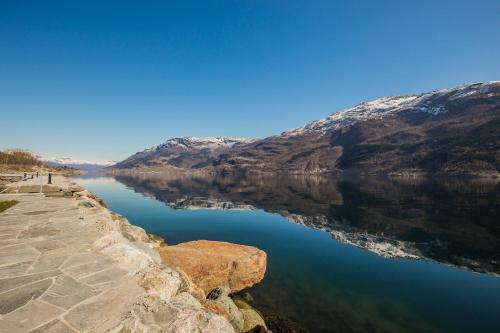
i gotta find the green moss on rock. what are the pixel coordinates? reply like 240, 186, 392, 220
0, 200, 18, 213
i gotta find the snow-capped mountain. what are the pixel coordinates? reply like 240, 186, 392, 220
282, 81, 498, 137
41, 156, 117, 170
156, 137, 255, 150
114, 81, 500, 176
113, 137, 255, 170
213, 81, 500, 175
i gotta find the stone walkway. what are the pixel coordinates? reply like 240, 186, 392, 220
0, 175, 235, 333
0, 193, 137, 333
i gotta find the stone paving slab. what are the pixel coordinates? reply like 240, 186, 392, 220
0, 300, 64, 333
0, 278, 53, 314
0, 261, 33, 279
41, 274, 98, 310
63, 281, 144, 332
0, 270, 60, 294
29, 319, 76, 333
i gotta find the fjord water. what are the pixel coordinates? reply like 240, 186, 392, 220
75, 173, 500, 333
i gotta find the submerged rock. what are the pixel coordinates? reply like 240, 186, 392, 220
246, 325, 269, 333
233, 293, 268, 333
157, 240, 266, 293
265, 315, 307, 333
241, 309, 267, 333
232, 298, 267, 333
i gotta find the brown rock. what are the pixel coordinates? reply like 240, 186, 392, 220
158, 240, 266, 293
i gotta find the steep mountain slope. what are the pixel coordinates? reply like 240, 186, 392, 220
214, 81, 500, 175
113, 137, 255, 170
113, 82, 500, 176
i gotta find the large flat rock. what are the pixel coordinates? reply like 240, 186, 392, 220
158, 240, 267, 293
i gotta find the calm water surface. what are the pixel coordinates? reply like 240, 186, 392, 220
75, 173, 500, 333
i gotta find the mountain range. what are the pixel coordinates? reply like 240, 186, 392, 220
42, 156, 116, 171
110, 81, 500, 176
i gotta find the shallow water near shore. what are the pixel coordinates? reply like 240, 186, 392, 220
75, 173, 500, 333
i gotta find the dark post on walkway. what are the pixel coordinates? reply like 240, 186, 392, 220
48, 173, 52, 184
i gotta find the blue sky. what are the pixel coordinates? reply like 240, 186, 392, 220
1, 0, 499, 161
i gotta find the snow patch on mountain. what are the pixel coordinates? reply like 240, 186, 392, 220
167, 197, 256, 211
282, 81, 498, 137
283, 95, 420, 136
113, 137, 258, 169
154, 137, 256, 151
283, 212, 421, 259
42, 156, 116, 166
41, 156, 116, 169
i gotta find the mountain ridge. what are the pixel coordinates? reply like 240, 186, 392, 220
282, 81, 499, 137
41, 156, 117, 170
111, 81, 500, 176
113, 136, 256, 170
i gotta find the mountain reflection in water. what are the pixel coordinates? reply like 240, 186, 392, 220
76, 172, 500, 333
112, 172, 499, 276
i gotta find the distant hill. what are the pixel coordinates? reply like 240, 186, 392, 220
112, 82, 500, 177
41, 156, 116, 171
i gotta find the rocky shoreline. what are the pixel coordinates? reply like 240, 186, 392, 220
0, 173, 269, 333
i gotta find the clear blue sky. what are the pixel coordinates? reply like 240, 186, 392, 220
1, 0, 499, 161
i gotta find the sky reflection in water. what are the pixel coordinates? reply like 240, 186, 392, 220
75, 173, 500, 333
